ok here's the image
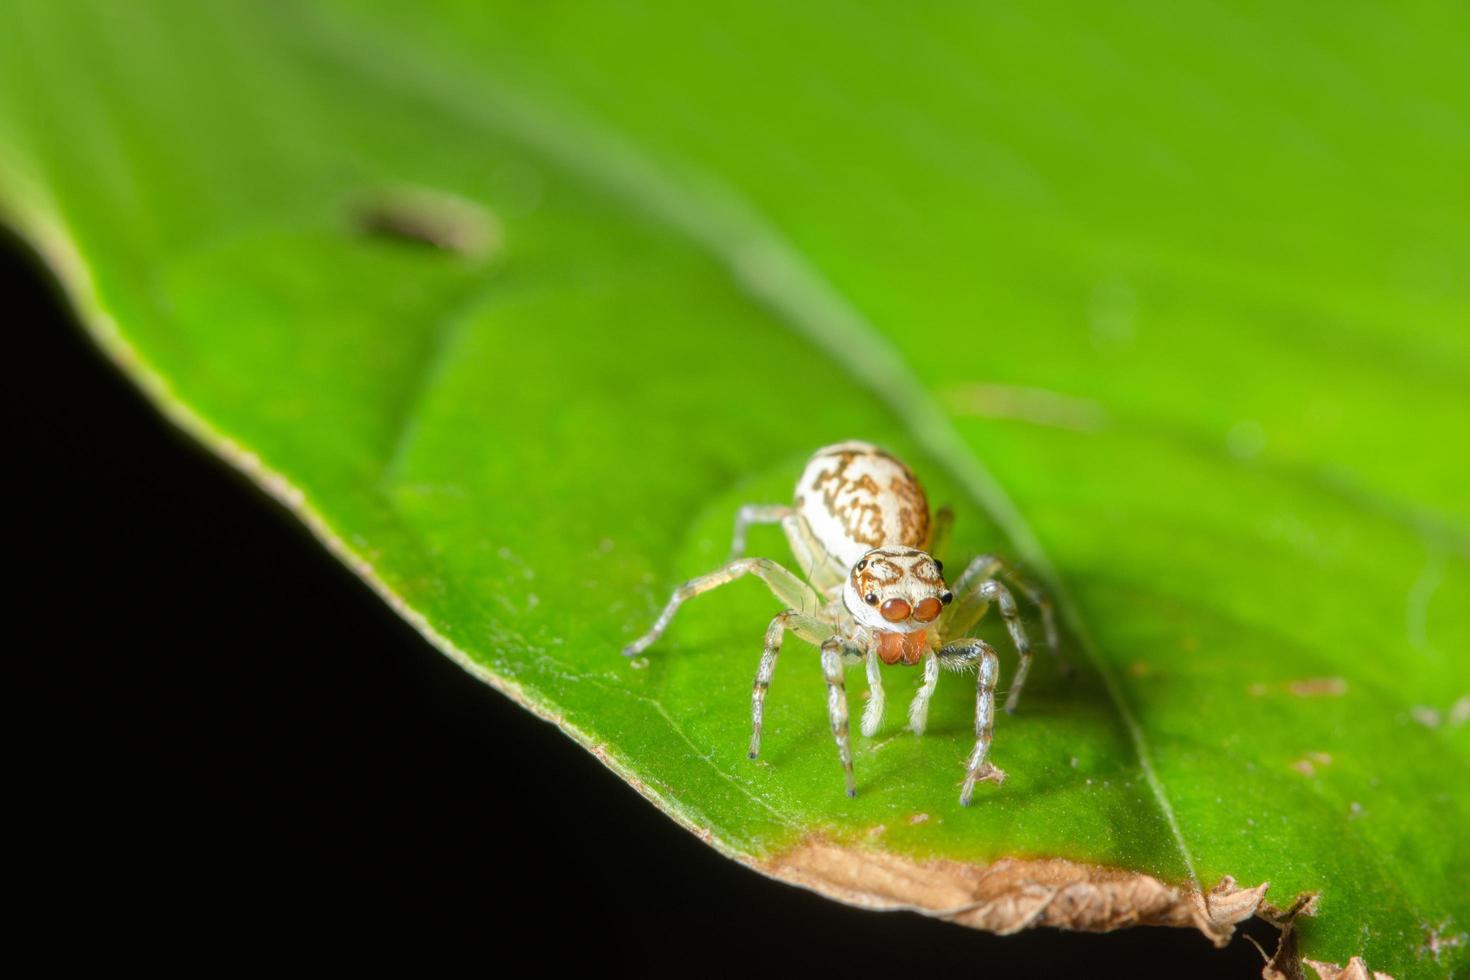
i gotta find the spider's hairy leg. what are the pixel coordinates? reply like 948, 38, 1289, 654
861, 647, 886, 738
944, 576, 1033, 713
729, 504, 793, 559
751, 610, 833, 758
622, 557, 821, 657
987, 581, 1033, 714
996, 565, 1066, 676
941, 638, 1005, 806
946, 554, 1065, 673
907, 650, 941, 735
820, 637, 857, 797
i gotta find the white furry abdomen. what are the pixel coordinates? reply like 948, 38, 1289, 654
794, 441, 931, 569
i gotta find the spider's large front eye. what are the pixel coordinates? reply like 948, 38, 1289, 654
880, 598, 912, 622
914, 597, 942, 622
864, 592, 879, 606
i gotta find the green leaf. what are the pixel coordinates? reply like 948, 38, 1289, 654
3, 2, 1467, 975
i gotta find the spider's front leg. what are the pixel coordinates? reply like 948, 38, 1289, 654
622, 557, 820, 657
750, 610, 833, 758
943, 555, 1064, 713
820, 636, 859, 797
938, 638, 1005, 806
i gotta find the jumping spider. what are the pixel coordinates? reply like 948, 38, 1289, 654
624, 440, 1063, 805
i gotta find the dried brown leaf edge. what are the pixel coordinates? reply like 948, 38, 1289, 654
762, 837, 1265, 943
759, 838, 1392, 979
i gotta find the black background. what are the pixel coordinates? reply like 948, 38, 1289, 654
7, 235, 1278, 975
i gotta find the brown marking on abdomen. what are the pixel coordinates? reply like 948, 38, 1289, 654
890, 474, 930, 548
810, 450, 886, 548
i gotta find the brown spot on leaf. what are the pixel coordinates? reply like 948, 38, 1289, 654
354, 185, 500, 258
757, 837, 1266, 946
1288, 678, 1348, 697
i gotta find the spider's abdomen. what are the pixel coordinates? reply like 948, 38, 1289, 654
795, 441, 931, 569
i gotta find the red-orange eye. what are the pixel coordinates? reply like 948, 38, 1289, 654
913, 597, 942, 622
880, 598, 911, 623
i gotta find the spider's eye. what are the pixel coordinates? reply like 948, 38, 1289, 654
941, 592, 954, 605
934, 560, 943, 573
864, 592, 879, 605
914, 597, 943, 622
880, 598, 912, 622
856, 559, 867, 571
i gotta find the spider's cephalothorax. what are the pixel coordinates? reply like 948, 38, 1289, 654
844, 546, 953, 666
623, 440, 1064, 805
